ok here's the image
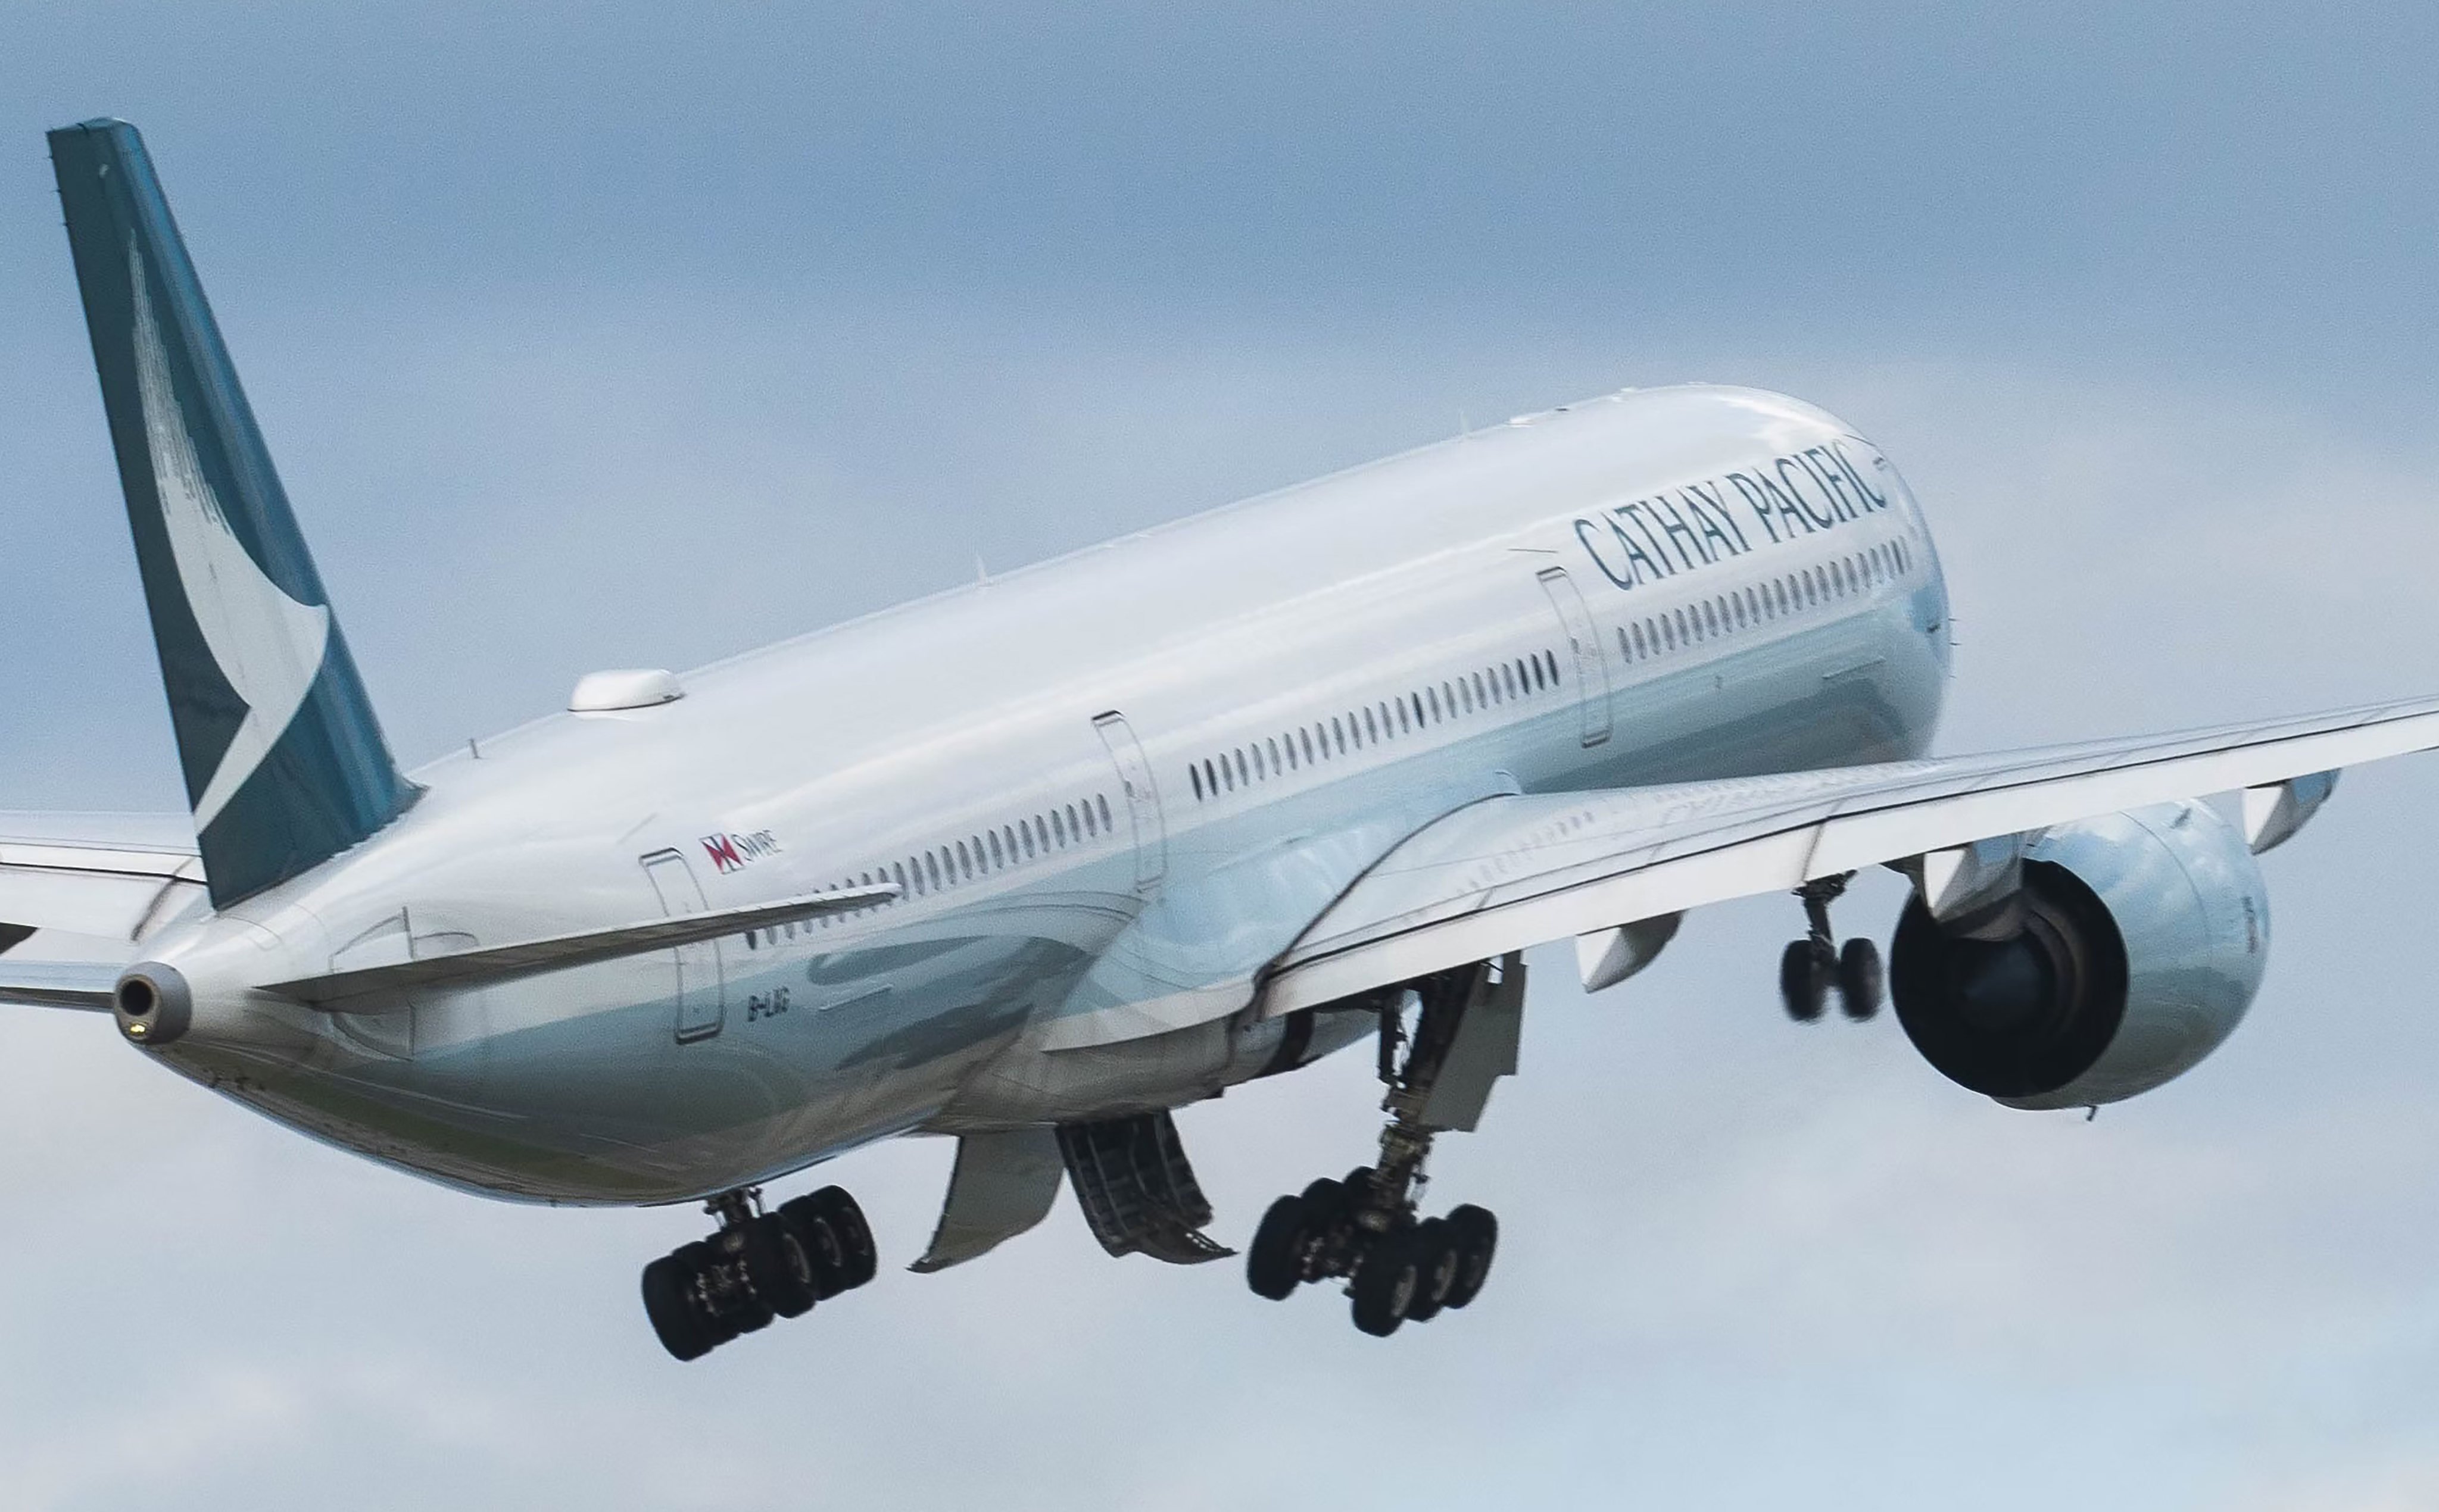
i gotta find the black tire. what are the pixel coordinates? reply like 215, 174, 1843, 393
1838, 937, 1884, 1020
1402, 1217, 1459, 1323
1246, 1195, 1309, 1301
740, 1213, 818, 1318
809, 1186, 878, 1288
673, 1241, 744, 1345
1441, 1204, 1498, 1310
641, 1254, 715, 1361
1780, 939, 1829, 1022
1350, 1235, 1421, 1338
1299, 1176, 1346, 1216
779, 1196, 852, 1299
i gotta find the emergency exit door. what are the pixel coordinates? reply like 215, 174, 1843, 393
642, 849, 726, 1042
1536, 566, 1614, 747
1093, 711, 1167, 892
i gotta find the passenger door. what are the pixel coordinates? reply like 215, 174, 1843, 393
1537, 566, 1614, 747
1093, 711, 1167, 892
642, 848, 726, 1042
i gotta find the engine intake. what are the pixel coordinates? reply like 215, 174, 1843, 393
1891, 799, 2269, 1110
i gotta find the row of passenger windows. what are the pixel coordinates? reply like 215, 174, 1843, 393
1618, 538, 1914, 664
1189, 648, 1564, 803
746, 790, 1117, 948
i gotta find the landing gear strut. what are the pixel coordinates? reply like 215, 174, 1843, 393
1780, 873, 1882, 1022
640, 1183, 878, 1361
1246, 958, 1512, 1336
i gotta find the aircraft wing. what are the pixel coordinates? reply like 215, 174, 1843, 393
0, 812, 202, 944
1261, 693, 2439, 1014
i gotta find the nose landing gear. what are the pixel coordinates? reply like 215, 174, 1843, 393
1781, 873, 1883, 1022
1246, 956, 1519, 1336
640, 1184, 878, 1361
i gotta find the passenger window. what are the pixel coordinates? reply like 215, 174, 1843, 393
1096, 795, 1112, 830
1083, 802, 1097, 838
1234, 750, 1249, 786
1397, 698, 1411, 735
1301, 728, 1316, 764
1331, 716, 1346, 752
1267, 736, 1281, 771
1252, 743, 1266, 780
1191, 766, 1204, 801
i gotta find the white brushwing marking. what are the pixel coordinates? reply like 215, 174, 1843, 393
128, 242, 330, 829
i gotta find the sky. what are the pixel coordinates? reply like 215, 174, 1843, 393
7, 4, 2439, 1508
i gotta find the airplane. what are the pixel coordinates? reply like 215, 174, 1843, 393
5, 117, 2429, 1362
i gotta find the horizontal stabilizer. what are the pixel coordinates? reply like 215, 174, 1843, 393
0, 960, 119, 1012
0, 813, 202, 941
269, 883, 902, 1004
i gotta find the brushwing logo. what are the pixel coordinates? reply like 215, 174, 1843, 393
128, 241, 331, 828
702, 830, 781, 874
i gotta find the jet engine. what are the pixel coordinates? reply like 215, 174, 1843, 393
1889, 798, 2269, 1110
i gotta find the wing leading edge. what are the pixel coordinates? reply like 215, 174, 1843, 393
1261, 693, 2439, 1015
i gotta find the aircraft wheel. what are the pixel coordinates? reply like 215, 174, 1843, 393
807, 1186, 878, 1288
1247, 1195, 1309, 1301
1441, 1204, 1498, 1311
740, 1213, 817, 1318
779, 1195, 852, 1299
673, 1241, 747, 1345
1350, 1235, 1421, 1338
641, 1254, 715, 1361
1779, 939, 1829, 1021
1402, 1217, 1460, 1323
1838, 937, 1884, 1020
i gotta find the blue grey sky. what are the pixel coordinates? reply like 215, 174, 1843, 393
8, 5, 2439, 1509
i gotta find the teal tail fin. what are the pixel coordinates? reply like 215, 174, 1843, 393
48, 119, 416, 906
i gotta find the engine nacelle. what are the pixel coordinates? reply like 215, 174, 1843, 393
1890, 798, 2269, 1110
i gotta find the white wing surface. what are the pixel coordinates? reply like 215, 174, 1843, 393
0, 812, 202, 944
1262, 694, 2439, 1014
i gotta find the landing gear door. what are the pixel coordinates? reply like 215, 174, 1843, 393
1093, 711, 1167, 892
642, 849, 726, 1043
1536, 566, 1614, 747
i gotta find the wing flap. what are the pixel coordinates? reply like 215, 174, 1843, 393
1263, 694, 2439, 1014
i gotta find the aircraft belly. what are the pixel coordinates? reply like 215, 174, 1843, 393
174, 894, 1124, 1204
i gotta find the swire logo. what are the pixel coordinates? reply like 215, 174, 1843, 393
702, 829, 781, 874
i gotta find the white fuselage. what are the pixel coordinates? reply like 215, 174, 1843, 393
145, 384, 1951, 1205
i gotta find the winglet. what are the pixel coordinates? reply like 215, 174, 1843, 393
48, 120, 417, 907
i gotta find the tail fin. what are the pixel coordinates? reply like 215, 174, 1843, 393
48, 120, 417, 907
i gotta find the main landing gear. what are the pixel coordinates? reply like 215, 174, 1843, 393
640, 1185, 878, 1361
1780, 872, 1883, 1023
1246, 958, 1517, 1337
